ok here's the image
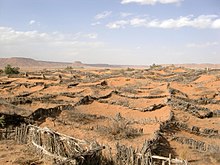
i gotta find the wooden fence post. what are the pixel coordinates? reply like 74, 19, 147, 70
169, 153, 171, 165
5, 127, 8, 139
15, 127, 18, 142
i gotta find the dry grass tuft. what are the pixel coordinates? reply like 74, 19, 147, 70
97, 113, 143, 140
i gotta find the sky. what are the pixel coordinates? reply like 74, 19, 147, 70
0, 0, 220, 65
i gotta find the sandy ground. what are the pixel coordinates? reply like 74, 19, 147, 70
0, 66, 220, 164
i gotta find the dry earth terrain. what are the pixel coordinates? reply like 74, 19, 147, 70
0, 65, 220, 164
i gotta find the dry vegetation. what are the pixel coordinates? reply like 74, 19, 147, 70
96, 113, 143, 140
0, 65, 220, 164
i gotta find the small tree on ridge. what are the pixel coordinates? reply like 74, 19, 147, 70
4, 64, 20, 74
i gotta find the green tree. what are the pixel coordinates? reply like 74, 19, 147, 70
4, 64, 20, 74
65, 66, 73, 70
150, 63, 162, 69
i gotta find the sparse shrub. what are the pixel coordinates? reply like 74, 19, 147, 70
67, 112, 105, 125
97, 113, 143, 140
116, 99, 129, 107
0, 115, 5, 127
133, 73, 145, 79
126, 67, 135, 71
0, 69, 3, 74
112, 69, 125, 76
150, 63, 162, 69
116, 84, 139, 94
4, 64, 20, 74
66, 66, 73, 70
149, 89, 164, 95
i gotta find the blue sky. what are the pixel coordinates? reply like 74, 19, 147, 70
0, 0, 219, 65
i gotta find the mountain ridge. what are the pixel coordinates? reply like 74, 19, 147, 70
0, 57, 220, 69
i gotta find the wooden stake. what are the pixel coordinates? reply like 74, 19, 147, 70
169, 153, 171, 165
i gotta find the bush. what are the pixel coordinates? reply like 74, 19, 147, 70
150, 63, 162, 69
0, 115, 5, 127
4, 64, 20, 74
97, 113, 143, 140
0, 69, 3, 74
65, 66, 73, 70
116, 84, 138, 94
126, 67, 135, 71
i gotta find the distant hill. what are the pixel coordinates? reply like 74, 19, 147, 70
0, 57, 220, 69
0, 57, 83, 68
172, 63, 220, 69
0, 57, 139, 69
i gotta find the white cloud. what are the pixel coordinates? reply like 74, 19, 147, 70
121, 0, 182, 5
106, 15, 220, 29
147, 19, 160, 27
106, 20, 129, 29
91, 21, 101, 26
158, 15, 218, 28
120, 12, 133, 18
130, 18, 146, 26
29, 20, 36, 25
84, 33, 98, 39
28, 20, 41, 26
186, 42, 219, 48
0, 27, 101, 45
0, 27, 50, 44
190, 15, 218, 28
0, 27, 104, 61
212, 19, 220, 28
95, 11, 112, 20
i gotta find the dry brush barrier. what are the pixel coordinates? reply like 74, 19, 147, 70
113, 133, 187, 165
86, 90, 163, 101
1, 123, 188, 165
171, 135, 220, 153
146, 73, 201, 83
168, 88, 188, 98
213, 110, 220, 118
160, 118, 220, 154
1, 94, 110, 126
0, 113, 27, 127
3, 91, 83, 105
28, 95, 97, 122
117, 92, 168, 99
167, 96, 213, 118
14, 124, 104, 165
0, 127, 15, 140
171, 122, 220, 139
29, 105, 67, 121
172, 96, 220, 105
98, 99, 166, 112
